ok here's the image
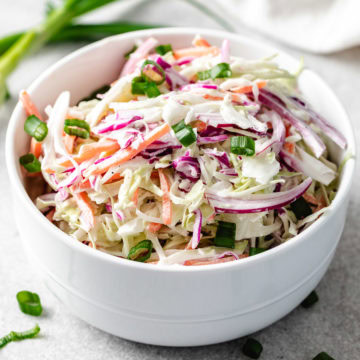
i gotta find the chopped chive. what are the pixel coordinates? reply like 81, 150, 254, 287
24, 115, 48, 141
124, 44, 137, 59
290, 196, 312, 220
197, 62, 232, 80
312, 352, 335, 360
16, 290, 43, 316
141, 59, 165, 85
301, 290, 319, 308
242, 338, 263, 359
0, 324, 40, 349
128, 240, 153, 262
144, 82, 161, 98
19, 153, 41, 173
249, 248, 266, 256
230, 136, 255, 156
214, 221, 236, 248
155, 44, 172, 55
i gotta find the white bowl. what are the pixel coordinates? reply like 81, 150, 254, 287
5, 28, 356, 346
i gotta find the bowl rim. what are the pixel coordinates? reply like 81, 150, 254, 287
5, 27, 356, 273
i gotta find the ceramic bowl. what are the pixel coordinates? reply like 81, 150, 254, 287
5, 28, 356, 346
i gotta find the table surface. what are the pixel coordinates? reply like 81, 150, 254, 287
0, 1, 359, 359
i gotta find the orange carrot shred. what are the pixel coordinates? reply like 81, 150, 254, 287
74, 192, 96, 228
284, 142, 295, 154
158, 168, 172, 225
148, 222, 162, 233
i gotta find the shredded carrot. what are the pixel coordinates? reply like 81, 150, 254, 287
193, 37, 211, 47
184, 254, 248, 266
45, 208, 55, 222
75, 179, 91, 190
285, 123, 292, 137
150, 170, 159, 179
148, 222, 162, 233
203, 94, 224, 101
60, 139, 120, 167
105, 173, 123, 184
231, 81, 267, 94
303, 193, 318, 205
74, 192, 96, 228
88, 123, 171, 176
266, 121, 273, 130
284, 142, 295, 154
158, 168, 172, 225
191, 120, 207, 132
173, 46, 220, 60
30, 138, 42, 158
64, 134, 76, 154
132, 188, 139, 206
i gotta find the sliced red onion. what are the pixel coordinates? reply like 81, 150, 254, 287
207, 177, 312, 214
221, 39, 230, 63
217, 251, 240, 260
156, 56, 189, 89
219, 168, 238, 176
191, 209, 202, 249
197, 134, 229, 144
173, 155, 201, 181
96, 115, 142, 134
94, 155, 112, 165
174, 57, 195, 66
105, 203, 112, 212
55, 187, 69, 202
203, 148, 231, 168
259, 89, 325, 158
289, 96, 347, 149
256, 113, 285, 155
115, 211, 124, 221
181, 84, 218, 91
57, 170, 79, 189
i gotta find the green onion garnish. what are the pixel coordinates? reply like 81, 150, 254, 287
197, 62, 232, 80
0, 324, 40, 349
19, 153, 41, 173
16, 290, 43, 316
312, 352, 335, 360
64, 118, 90, 139
214, 221, 236, 248
242, 338, 263, 359
141, 59, 166, 85
230, 136, 255, 156
128, 240, 153, 262
155, 44, 173, 55
144, 82, 161, 98
249, 248, 266, 256
24, 115, 48, 142
131, 76, 161, 98
301, 290, 319, 308
172, 120, 196, 147
124, 44, 138, 59
290, 196, 312, 220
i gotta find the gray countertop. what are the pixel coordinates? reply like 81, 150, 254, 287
0, 1, 359, 359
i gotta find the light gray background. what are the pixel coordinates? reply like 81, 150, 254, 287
0, 1, 359, 359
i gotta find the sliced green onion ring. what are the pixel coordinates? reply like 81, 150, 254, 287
144, 82, 161, 98
19, 153, 41, 173
0, 324, 40, 349
214, 221, 236, 248
172, 120, 196, 147
141, 59, 166, 85
64, 118, 90, 139
230, 136, 255, 156
131, 76, 147, 95
24, 115, 48, 142
155, 44, 173, 55
249, 247, 266, 256
127, 240, 153, 262
16, 290, 43, 316
197, 62, 232, 80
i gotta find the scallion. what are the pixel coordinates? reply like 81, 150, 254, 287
197, 62, 232, 80
24, 115, 48, 142
312, 352, 335, 360
127, 240, 153, 262
290, 196, 312, 220
230, 136, 255, 156
0, 324, 40, 349
131, 76, 161, 98
172, 120, 197, 147
249, 248, 266, 256
144, 82, 161, 98
214, 221, 236, 248
16, 290, 43, 316
301, 290, 319, 308
141, 59, 165, 85
64, 118, 90, 139
242, 338, 263, 359
19, 153, 41, 173
155, 44, 172, 55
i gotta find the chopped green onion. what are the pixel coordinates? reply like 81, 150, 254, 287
214, 221, 236, 248
0, 324, 40, 349
242, 338, 263, 359
301, 290, 319, 308
19, 153, 41, 173
172, 120, 197, 147
230, 136, 255, 156
290, 196, 312, 220
155, 44, 172, 55
172, 119, 186, 133
24, 115, 48, 142
141, 59, 165, 85
131, 76, 147, 95
197, 62, 232, 80
128, 240, 153, 262
64, 118, 90, 139
64, 118, 90, 132
249, 248, 266, 256
16, 290, 43, 316
144, 82, 161, 98
312, 352, 335, 360
124, 44, 137, 59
